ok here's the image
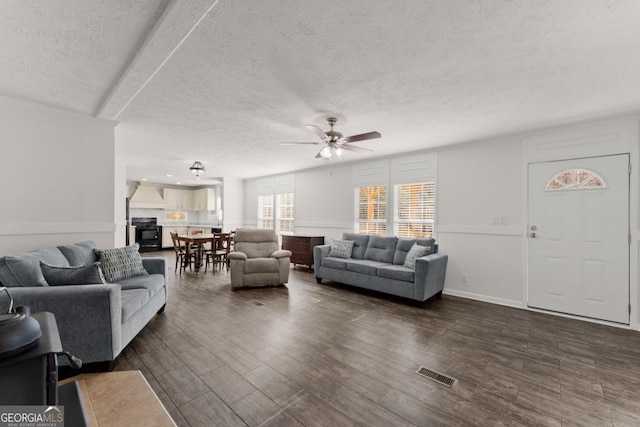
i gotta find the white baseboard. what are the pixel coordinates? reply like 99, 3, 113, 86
444, 288, 638, 331
442, 288, 524, 309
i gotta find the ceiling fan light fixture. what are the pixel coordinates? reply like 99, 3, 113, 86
334, 147, 344, 157
190, 161, 205, 177
320, 146, 332, 158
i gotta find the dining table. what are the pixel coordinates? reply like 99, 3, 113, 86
177, 233, 218, 274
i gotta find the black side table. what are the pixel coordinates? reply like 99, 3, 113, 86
0, 312, 88, 426
0, 312, 62, 405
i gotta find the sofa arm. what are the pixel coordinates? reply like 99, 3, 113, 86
414, 253, 448, 301
272, 250, 292, 259
228, 252, 247, 289
313, 245, 331, 273
7, 284, 122, 364
228, 252, 247, 261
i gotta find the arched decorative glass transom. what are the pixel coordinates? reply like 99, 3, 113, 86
545, 168, 606, 191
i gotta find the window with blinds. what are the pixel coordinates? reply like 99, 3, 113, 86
276, 193, 294, 235
394, 182, 435, 238
355, 186, 387, 235
257, 194, 274, 230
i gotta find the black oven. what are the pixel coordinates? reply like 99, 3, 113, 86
131, 217, 162, 252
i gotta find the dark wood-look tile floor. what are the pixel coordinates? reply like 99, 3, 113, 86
122, 251, 640, 426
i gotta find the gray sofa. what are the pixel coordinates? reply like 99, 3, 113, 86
0, 241, 168, 365
314, 233, 448, 302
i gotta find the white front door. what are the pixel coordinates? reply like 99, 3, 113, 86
527, 154, 629, 324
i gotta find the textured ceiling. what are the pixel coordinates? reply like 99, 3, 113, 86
2, 0, 640, 185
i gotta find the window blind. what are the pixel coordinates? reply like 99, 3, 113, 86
394, 182, 435, 238
356, 185, 387, 236
276, 193, 295, 235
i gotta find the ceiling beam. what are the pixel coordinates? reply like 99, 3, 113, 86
95, 0, 220, 121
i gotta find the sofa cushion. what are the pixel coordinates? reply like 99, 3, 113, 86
377, 265, 415, 282
40, 261, 106, 286
58, 241, 98, 267
95, 243, 149, 283
346, 259, 389, 276
321, 257, 350, 270
393, 238, 435, 265
403, 244, 432, 269
117, 274, 165, 298
327, 239, 354, 259
342, 233, 370, 259
363, 236, 398, 264
244, 258, 279, 274
0, 248, 69, 287
121, 289, 150, 323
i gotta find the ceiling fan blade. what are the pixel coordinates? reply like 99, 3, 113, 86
341, 144, 373, 154
279, 142, 321, 145
305, 125, 329, 141
342, 131, 381, 143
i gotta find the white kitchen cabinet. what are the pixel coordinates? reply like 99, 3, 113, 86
163, 189, 179, 210
164, 188, 215, 211
162, 226, 188, 248
164, 189, 193, 211
191, 188, 216, 211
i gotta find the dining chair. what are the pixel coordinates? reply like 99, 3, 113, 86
229, 230, 236, 252
215, 233, 232, 271
170, 232, 195, 274
203, 234, 217, 273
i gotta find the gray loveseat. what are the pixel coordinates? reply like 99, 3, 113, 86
314, 233, 448, 302
0, 241, 168, 365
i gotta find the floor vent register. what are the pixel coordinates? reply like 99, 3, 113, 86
415, 366, 458, 387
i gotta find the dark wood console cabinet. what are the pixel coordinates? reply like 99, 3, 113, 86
282, 235, 324, 271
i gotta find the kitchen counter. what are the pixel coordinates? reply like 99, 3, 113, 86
158, 223, 220, 227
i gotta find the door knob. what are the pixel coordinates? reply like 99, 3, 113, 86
529, 232, 536, 238
530, 225, 537, 231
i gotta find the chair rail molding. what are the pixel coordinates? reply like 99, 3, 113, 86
0, 223, 116, 236
437, 225, 522, 236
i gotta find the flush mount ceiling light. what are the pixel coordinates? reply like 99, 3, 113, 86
189, 161, 205, 177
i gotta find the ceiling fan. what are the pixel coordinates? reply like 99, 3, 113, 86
280, 117, 381, 159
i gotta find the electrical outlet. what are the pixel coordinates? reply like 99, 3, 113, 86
500, 216, 507, 225
461, 273, 467, 283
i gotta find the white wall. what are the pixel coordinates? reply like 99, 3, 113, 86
437, 137, 524, 306
0, 95, 117, 255
114, 155, 127, 247
222, 177, 245, 232
294, 164, 354, 241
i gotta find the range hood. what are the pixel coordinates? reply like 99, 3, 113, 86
129, 183, 166, 209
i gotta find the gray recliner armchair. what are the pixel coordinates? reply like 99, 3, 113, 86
228, 229, 292, 288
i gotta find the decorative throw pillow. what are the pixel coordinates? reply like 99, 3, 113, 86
327, 239, 355, 259
403, 243, 431, 269
94, 243, 148, 283
57, 241, 98, 267
40, 261, 106, 286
